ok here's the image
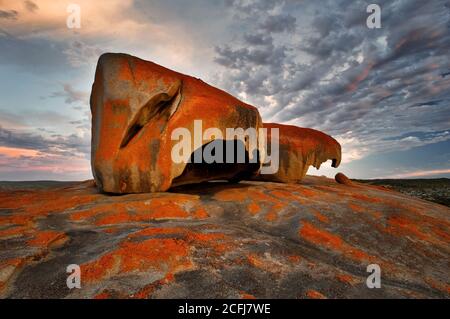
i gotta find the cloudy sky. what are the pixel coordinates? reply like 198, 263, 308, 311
0, 0, 449, 180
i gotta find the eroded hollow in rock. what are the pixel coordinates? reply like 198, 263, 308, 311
120, 82, 182, 148
172, 139, 261, 187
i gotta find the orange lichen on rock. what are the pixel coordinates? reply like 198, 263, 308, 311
299, 222, 373, 262
314, 210, 330, 223
348, 203, 367, 213
27, 231, 67, 248
306, 290, 327, 299
82, 226, 234, 285
240, 292, 257, 299
351, 193, 381, 203
387, 215, 428, 240
246, 253, 286, 274
336, 273, 358, 285
70, 195, 209, 226
287, 255, 302, 263
0, 225, 30, 239
384, 214, 450, 247
297, 188, 318, 197
82, 238, 192, 282
213, 188, 251, 202
247, 202, 261, 215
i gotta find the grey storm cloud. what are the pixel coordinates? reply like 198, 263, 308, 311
0, 32, 69, 73
213, 0, 450, 158
259, 14, 296, 33
50, 83, 89, 105
0, 34, 103, 74
0, 126, 90, 158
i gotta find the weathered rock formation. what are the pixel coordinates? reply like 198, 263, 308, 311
255, 123, 341, 183
91, 53, 344, 193
91, 53, 263, 193
0, 178, 449, 298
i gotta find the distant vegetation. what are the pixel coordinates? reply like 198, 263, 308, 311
355, 178, 450, 208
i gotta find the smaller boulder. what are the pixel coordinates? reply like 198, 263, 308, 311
335, 172, 352, 185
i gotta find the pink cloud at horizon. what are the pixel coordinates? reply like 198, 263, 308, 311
0, 146, 41, 158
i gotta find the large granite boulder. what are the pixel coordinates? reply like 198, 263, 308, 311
90, 53, 264, 193
256, 123, 341, 183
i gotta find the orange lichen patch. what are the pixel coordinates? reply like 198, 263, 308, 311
120, 238, 190, 273
246, 253, 284, 273
0, 189, 99, 236
431, 226, 450, 243
299, 222, 373, 262
83, 254, 120, 283
193, 207, 209, 219
186, 232, 227, 242
27, 231, 67, 248
214, 188, 250, 202
336, 273, 358, 285
185, 232, 231, 254
306, 290, 327, 299
371, 211, 383, 219
351, 193, 381, 203
214, 187, 276, 203
0, 190, 98, 216
71, 209, 101, 221
95, 211, 130, 226
249, 189, 279, 202
270, 189, 297, 200
132, 273, 176, 299
385, 200, 450, 242
82, 227, 232, 284
0, 225, 30, 238
129, 227, 232, 255
247, 254, 267, 269
264, 202, 287, 222
383, 207, 450, 245
314, 210, 329, 223
425, 278, 450, 295
71, 197, 208, 226
142, 199, 191, 219
94, 291, 111, 299
82, 238, 192, 283
0, 216, 34, 230
247, 202, 261, 215
348, 203, 367, 214
300, 222, 341, 248
240, 292, 256, 299
288, 255, 301, 263
265, 211, 278, 222
298, 188, 317, 197
386, 215, 429, 241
